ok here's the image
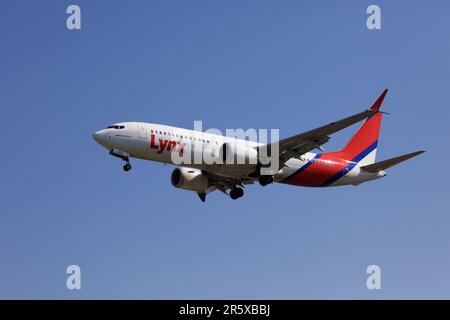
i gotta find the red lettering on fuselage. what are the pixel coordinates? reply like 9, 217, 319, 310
149, 133, 184, 155
150, 134, 159, 150
167, 141, 177, 151
158, 139, 168, 154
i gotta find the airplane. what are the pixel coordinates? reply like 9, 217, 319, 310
93, 89, 424, 202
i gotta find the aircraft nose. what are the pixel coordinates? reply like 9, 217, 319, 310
92, 130, 104, 144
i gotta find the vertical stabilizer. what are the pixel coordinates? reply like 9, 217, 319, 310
340, 89, 388, 165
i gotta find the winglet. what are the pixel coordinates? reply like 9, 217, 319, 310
370, 89, 388, 112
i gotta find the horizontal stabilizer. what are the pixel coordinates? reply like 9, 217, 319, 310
360, 150, 425, 173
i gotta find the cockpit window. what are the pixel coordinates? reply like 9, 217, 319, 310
106, 125, 125, 129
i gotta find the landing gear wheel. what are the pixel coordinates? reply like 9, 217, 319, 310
229, 187, 244, 200
259, 175, 273, 186
123, 163, 132, 172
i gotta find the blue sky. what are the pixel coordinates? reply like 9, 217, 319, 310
1, 1, 449, 299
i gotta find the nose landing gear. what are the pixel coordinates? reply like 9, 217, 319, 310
123, 161, 132, 172
109, 149, 132, 172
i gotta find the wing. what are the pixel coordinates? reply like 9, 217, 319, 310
259, 90, 387, 167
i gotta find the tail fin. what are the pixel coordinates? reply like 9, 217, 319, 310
340, 89, 388, 165
360, 150, 425, 173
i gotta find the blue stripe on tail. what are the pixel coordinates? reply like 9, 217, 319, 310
320, 140, 378, 187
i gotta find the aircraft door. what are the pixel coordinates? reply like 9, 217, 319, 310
138, 123, 147, 140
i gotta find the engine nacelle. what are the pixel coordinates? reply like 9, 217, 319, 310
220, 142, 258, 165
170, 167, 208, 193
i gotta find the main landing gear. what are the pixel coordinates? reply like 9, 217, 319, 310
227, 175, 273, 200
229, 187, 244, 200
258, 175, 273, 186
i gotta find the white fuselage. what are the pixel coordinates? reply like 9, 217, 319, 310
93, 122, 384, 187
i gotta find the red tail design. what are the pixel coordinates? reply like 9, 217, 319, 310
339, 89, 387, 163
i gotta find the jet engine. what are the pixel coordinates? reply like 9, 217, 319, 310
170, 167, 209, 193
